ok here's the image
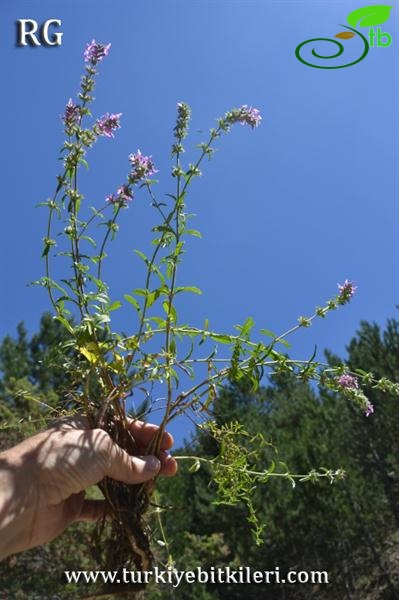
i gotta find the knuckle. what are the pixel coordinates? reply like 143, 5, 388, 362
92, 428, 113, 454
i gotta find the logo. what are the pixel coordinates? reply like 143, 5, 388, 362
295, 5, 392, 69
16, 19, 63, 47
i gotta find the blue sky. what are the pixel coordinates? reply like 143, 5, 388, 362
1, 0, 398, 444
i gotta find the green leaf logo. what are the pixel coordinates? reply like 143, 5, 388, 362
347, 5, 393, 27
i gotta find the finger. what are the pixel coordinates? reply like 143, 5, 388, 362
77, 499, 107, 522
104, 435, 161, 484
159, 450, 178, 477
49, 416, 174, 453
52, 416, 175, 451
126, 420, 174, 451
48, 415, 91, 431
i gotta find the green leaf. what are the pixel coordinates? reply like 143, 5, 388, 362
54, 315, 74, 335
278, 339, 291, 349
78, 342, 102, 364
153, 224, 174, 234
80, 235, 97, 248
175, 286, 202, 295
169, 303, 177, 322
165, 193, 177, 201
347, 5, 393, 27
166, 262, 173, 279
209, 333, 232, 344
189, 459, 201, 473
260, 329, 290, 349
238, 316, 255, 338
89, 206, 106, 219
146, 290, 161, 308
80, 158, 89, 169
173, 241, 185, 258
162, 301, 177, 323
96, 314, 111, 324
108, 300, 122, 312
354, 368, 369, 376
184, 229, 202, 238
43, 278, 68, 296
260, 328, 277, 339
133, 288, 147, 297
134, 249, 149, 265
124, 294, 141, 312
149, 316, 166, 327
138, 258, 166, 284
41, 238, 56, 257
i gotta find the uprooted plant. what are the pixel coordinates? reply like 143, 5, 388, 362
36, 40, 399, 594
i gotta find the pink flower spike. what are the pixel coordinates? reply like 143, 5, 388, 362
62, 98, 80, 127
106, 185, 134, 206
225, 105, 262, 129
239, 105, 262, 128
337, 374, 359, 389
337, 280, 357, 304
117, 185, 134, 202
128, 149, 158, 184
96, 113, 122, 138
84, 40, 111, 65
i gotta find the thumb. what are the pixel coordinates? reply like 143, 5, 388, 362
105, 438, 161, 484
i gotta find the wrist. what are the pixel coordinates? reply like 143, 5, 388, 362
0, 448, 35, 560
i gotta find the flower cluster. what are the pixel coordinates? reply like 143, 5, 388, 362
336, 373, 374, 417
106, 152, 158, 206
337, 374, 358, 389
337, 280, 357, 305
84, 40, 111, 65
128, 150, 158, 184
106, 185, 134, 206
224, 105, 262, 129
174, 102, 191, 142
96, 113, 122, 138
62, 98, 80, 131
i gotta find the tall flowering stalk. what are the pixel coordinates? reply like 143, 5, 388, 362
37, 41, 399, 587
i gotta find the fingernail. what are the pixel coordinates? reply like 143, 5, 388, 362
141, 455, 161, 472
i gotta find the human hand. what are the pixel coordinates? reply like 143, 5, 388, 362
0, 417, 177, 560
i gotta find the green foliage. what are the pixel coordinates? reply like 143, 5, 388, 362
202, 421, 272, 544
156, 318, 399, 599
1, 316, 399, 598
37, 44, 393, 462
0, 313, 75, 436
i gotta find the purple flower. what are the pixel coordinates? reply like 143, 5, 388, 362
84, 40, 111, 65
128, 149, 158, 184
337, 280, 357, 304
337, 374, 359, 389
238, 105, 262, 128
106, 185, 134, 206
117, 185, 134, 201
96, 113, 122, 138
365, 403, 374, 417
225, 105, 262, 129
62, 98, 80, 128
